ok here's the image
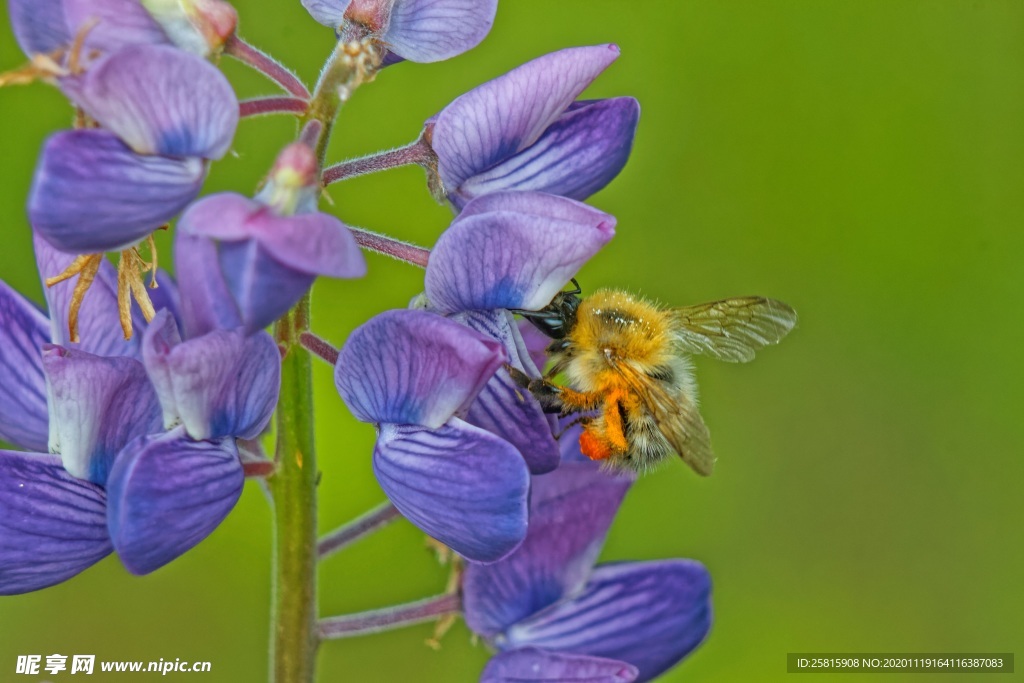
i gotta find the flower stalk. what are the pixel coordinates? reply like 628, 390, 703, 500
318, 501, 401, 559
225, 35, 311, 99
349, 227, 430, 267
321, 139, 435, 186
240, 96, 309, 119
319, 593, 461, 640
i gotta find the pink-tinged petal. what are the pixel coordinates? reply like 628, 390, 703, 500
482, 648, 638, 683
432, 45, 620, 191
384, 0, 497, 63
463, 463, 632, 637
0, 282, 50, 451
173, 233, 243, 337
29, 130, 205, 253
0, 451, 112, 595
374, 420, 529, 562
425, 193, 615, 314
64, 0, 170, 55
61, 44, 238, 159
106, 427, 242, 575
142, 310, 280, 439
33, 234, 143, 357
456, 310, 558, 474
458, 98, 640, 205
505, 561, 712, 682
336, 309, 505, 428
41, 345, 162, 485
9, 0, 70, 55
301, 0, 352, 27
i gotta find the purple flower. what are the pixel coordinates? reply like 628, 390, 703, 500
422, 190, 615, 474
464, 458, 712, 682
301, 0, 497, 64
334, 309, 530, 562
28, 43, 238, 253
177, 143, 367, 335
0, 237, 278, 592
424, 45, 640, 210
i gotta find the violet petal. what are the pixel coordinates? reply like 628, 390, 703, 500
41, 345, 162, 485
64, 0, 170, 55
482, 648, 638, 683
106, 427, 243, 575
61, 44, 238, 159
456, 310, 559, 474
385, 0, 497, 63
336, 309, 505, 429
142, 310, 280, 439
0, 451, 111, 595
460, 98, 640, 203
301, 0, 352, 27
425, 193, 615, 314
374, 420, 529, 562
0, 281, 50, 451
29, 129, 205, 253
504, 560, 712, 682
432, 45, 620, 192
173, 233, 243, 337
463, 463, 632, 637
9, 0, 70, 56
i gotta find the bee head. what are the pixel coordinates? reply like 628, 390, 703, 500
514, 280, 582, 340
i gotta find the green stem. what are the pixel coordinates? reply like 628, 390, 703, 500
269, 294, 319, 683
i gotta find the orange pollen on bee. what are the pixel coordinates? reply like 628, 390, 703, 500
579, 428, 615, 461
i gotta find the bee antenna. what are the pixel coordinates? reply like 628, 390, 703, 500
567, 278, 581, 296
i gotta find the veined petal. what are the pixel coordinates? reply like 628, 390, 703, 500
142, 310, 280, 440
29, 130, 206, 253
301, 0, 352, 27
61, 44, 238, 159
0, 281, 50, 451
106, 427, 243, 575
374, 420, 529, 562
517, 319, 551, 373
459, 98, 640, 204
384, 0, 497, 63
173, 234, 243, 338
33, 234, 142, 357
463, 463, 632, 638
504, 561, 712, 682
0, 451, 111, 595
42, 345, 162, 485
456, 310, 558, 474
217, 241, 316, 335
432, 45, 620, 191
455, 189, 618, 226
425, 197, 615, 314
65, 0, 170, 56
482, 648, 638, 683
336, 309, 505, 428
9, 0, 70, 56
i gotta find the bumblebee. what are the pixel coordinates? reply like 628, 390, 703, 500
512, 282, 797, 475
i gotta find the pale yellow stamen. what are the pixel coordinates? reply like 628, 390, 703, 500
0, 19, 98, 88
45, 253, 104, 344
425, 556, 463, 651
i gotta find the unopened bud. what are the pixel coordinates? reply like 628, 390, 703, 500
142, 0, 238, 57
258, 143, 319, 215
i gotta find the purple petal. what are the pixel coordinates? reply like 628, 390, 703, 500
459, 98, 640, 204
518, 319, 551, 372
173, 233, 243, 337
504, 561, 712, 682
61, 44, 238, 159
143, 310, 280, 440
483, 648, 638, 683
301, 0, 352, 27
432, 45, 620, 192
106, 427, 243, 575
384, 0, 497, 63
148, 268, 183, 330
29, 129, 205, 253
374, 420, 529, 562
64, 0, 170, 55
180, 193, 366, 277
336, 309, 505, 428
9, 0, 70, 55
0, 281, 50, 451
41, 345, 162, 485
0, 451, 111, 595
33, 234, 143, 357
217, 241, 316, 334
457, 310, 558, 474
425, 193, 615, 313
463, 463, 632, 637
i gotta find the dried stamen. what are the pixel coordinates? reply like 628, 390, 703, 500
44, 253, 104, 343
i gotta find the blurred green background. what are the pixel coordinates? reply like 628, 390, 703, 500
2, 1, 1022, 681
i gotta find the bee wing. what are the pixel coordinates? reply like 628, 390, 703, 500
605, 354, 716, 476
672, 297, 798, 363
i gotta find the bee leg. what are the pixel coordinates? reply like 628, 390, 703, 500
554, 415, 591, 439
505, 364, 567, 413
